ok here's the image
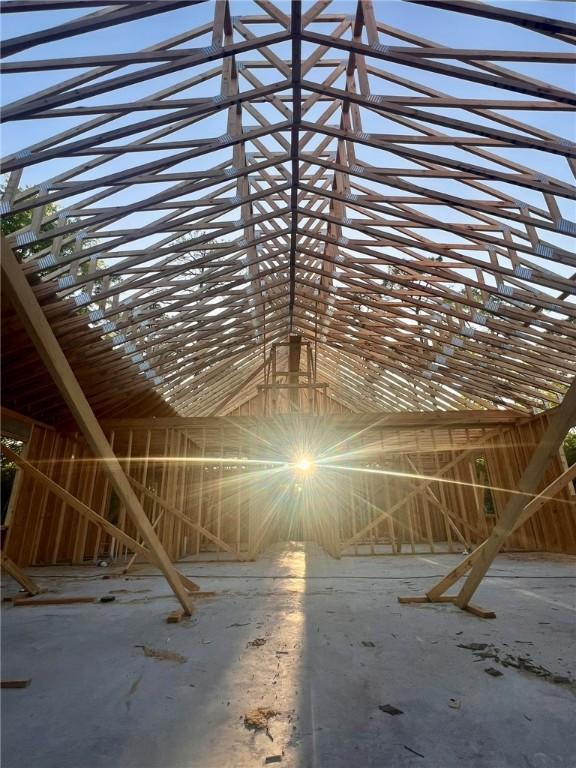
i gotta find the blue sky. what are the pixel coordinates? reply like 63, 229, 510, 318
2, 0, 575, 156
1, 0, 574, 411
1, 1, 574, 281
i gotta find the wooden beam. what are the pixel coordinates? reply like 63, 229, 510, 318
0, 553, 41, 595
411, 386, 576, 608
126, 474, 241, 557
455, 381, 576, 607
0, 442, 199, 594
404, 1, 576, 40
1, 238, 192, 615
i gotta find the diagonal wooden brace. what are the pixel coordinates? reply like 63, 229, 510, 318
399, 386, 576, 612
0, 552, 41, 596
1, 238, 192, 614
0, 443, 199, 595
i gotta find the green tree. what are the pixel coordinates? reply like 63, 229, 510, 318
1, 182, 108, 309
1, 438, 23, 523
1, 194, 60, 257
563, 430, 576, 467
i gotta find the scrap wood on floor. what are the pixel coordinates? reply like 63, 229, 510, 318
11, 596, 98, 606
243, 707, 279, 731
136, 645, 188, 664
1, 679, 31, 689
457, 643, 575, 690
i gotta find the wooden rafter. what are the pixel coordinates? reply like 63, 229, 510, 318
1, 0, 574, 421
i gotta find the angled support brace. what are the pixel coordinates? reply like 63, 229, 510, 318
0, 442, 199, 595
1, 237, 192, 615
338, 425, 508, 554
0, 552, 41, 596
455, 377, 576, 608
126, 475, 245, 558
399, 377, 576, 616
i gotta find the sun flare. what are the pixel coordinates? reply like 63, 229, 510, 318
293, 456, 314, 474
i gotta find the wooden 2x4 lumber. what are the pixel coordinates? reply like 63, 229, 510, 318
293, 247, 576, 392
3, 82, 290, 175
288, 0, 302, 328
41, 225, 292, 327
2, 34, 292, 123
0, 442, 198, 594
73, 308, 285, 385
159, 330, 288, 401
1, 2, 201, 58
7, 52, 216, 161
311, 337, 497, 413
301, 83, 576, 159
299, 159, 575, 269
294, 311, 520, 411
300, 187, 573, 301
299, 172, 565, 244
23, 179, 292, 284
1, 238, 192, 614
316, 267, 576, 379
5, 60, 222, 216
404, 1, 576, 41
100, 411, 525, 436
313, 332, 555, 415
425, 445, 576, 602
52, 261, 272, 340
354, 48, 576, 63
302, 123, 576, 200
306, 283, 572, 391
298, 31, 576, 105
454, 377, 576, 607
0, 553, 41, 595
291, 296, 526, 407
366, 17, 576, 188
297, 223, 576, 327
167, 332, 287, 411
296, 231, 576, 344
314, 336, 495, 412
46, 203, 291, 292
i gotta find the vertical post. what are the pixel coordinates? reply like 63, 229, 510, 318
196, 428, 206, 555
288, 334, 302, 412
216, 429, 224, 561
52, 435, 78, 563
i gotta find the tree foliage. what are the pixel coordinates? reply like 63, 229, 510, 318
1, 181, 107, 310
0, 194, 60, 257
564, 430, 576, 467
1, 438, 23, 523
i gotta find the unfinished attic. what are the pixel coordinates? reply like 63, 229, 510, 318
1, 1, 575, 767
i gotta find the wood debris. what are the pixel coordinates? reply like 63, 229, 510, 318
484, 667, 503, 677
12, 596, 97, 607
244, 707, 279, 730
379, 704, 403, 716
247, 637, 267, 648
458, 643, 575, 690
1, 679, 31, 689
139, 645, 187, 664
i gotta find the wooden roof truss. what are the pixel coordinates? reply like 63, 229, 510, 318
1, 0, 575, 418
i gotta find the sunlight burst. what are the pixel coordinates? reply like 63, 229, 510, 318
293, 456, 314, 474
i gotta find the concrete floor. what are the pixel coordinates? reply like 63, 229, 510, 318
2, 544, 575, 768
